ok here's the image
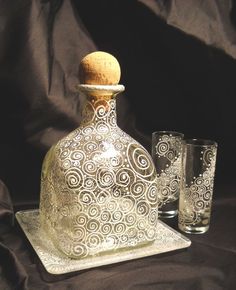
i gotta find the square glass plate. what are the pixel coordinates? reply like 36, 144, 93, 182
15, 209, 191, 275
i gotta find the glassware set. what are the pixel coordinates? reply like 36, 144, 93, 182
15, 51, 215, 275
151, 131, 217, 234
16, 52, 192, 274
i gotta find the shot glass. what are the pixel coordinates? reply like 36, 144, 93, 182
178, 139, 217, 234
152, 131, 184, 218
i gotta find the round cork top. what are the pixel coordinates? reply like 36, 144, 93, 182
79, 51, 121, 85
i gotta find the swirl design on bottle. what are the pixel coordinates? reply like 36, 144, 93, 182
101, 223, 112, 235
75, 213, 88, 226
146, 184, 158, 204
62, 159, 71, 169
86, 219, 100, 232
74, 226, 86, 240
116, 168, 135, 187
71, 150, 85, 161
60, 149, 70, 160
84, 141, 98, 153
87, 204, 100, 218
72, 243, 88, 258
96, 103, 108, 118
82, 160, 96, 176
119, 196, 135, 213
128, 144, 155, 180
112, 210, 123, 222
65, 168, 84, 189
96, 167, 116, 189
124, 213, 136, 226
96, 122, 109, 134
83, 177, 96, 190
79, 190, 96, 205
137, 201, 150, 216
40, 98, 159, 259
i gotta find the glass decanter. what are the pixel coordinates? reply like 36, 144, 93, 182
39, 51, 159, 258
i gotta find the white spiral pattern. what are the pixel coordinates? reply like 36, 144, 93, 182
86, 219, 100, 232
148, 209, 158, 225
82, 160, 96, 176
203, 148, 214, 167
137, 201, 150, 216
79, 190, 95, 205
71, 150, 85, 161
156, 141, 169, 156
84, 141, 98, 153
128, 144, 155, 179
72, 243, 88, 258
131, 181, 145, 198
153, 135, 183, 206
119, 196, 135, 213
62, 159, 71, 169
84, 177, 97, 190
97, 167, 116, 189
124, 213, 136, 226
40, 98, 159, 259
82, 126, 94, 136
101, 223, 112, 235
65, 168, 83, 189
87, 204, 100, 218
108, 111, 116, 127
74, 226, 86, 240
114, 223, 125, 234
116, 168, 135, 187
96, 122, 109, 134
110, 155, 123, 168
60, 149, 70, 160
112, 210, 123, 222
106, 200, 118, 212
179, 146, 216, 229
100, 210, 111, 222
146, 184, 158, 205
75, 213, 88, 226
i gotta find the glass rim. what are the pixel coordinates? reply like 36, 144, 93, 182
184, 138, 218, 147
152, 131, 184, 138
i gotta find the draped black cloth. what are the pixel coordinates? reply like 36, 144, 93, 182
1, 1, 236, 289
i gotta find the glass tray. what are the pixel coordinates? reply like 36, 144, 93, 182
15, 209, 191, 275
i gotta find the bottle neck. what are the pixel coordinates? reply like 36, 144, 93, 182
78, 84, 125, 127
80, 96, 117, 127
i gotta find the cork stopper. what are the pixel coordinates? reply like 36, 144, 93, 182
79, 51, 121, 85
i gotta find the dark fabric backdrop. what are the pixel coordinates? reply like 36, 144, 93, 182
0, 0, 236, 289
1, 0, 236, 205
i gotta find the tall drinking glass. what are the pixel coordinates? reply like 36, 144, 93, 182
178, 139, 217, 234
152, 131, 184, 218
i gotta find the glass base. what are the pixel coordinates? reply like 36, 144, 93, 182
159, 209, 178, 219
158, 199, 178, 218
178, 224, 209, 234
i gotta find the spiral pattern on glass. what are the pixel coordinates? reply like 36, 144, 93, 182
65, 168, 84, 189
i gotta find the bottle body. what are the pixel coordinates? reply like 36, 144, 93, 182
40, 86, 159, 259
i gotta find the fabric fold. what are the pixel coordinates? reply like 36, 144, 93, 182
139, 0, 236, 59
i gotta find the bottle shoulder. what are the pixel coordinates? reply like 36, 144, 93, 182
51, 124, 147, 156
42, 124, 156, 183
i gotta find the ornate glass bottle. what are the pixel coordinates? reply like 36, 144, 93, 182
39, 52, 159, 258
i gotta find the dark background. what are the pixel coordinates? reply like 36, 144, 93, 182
75, 0, 236, 192
0, 0, 236, 205
1, 2, 236, 290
